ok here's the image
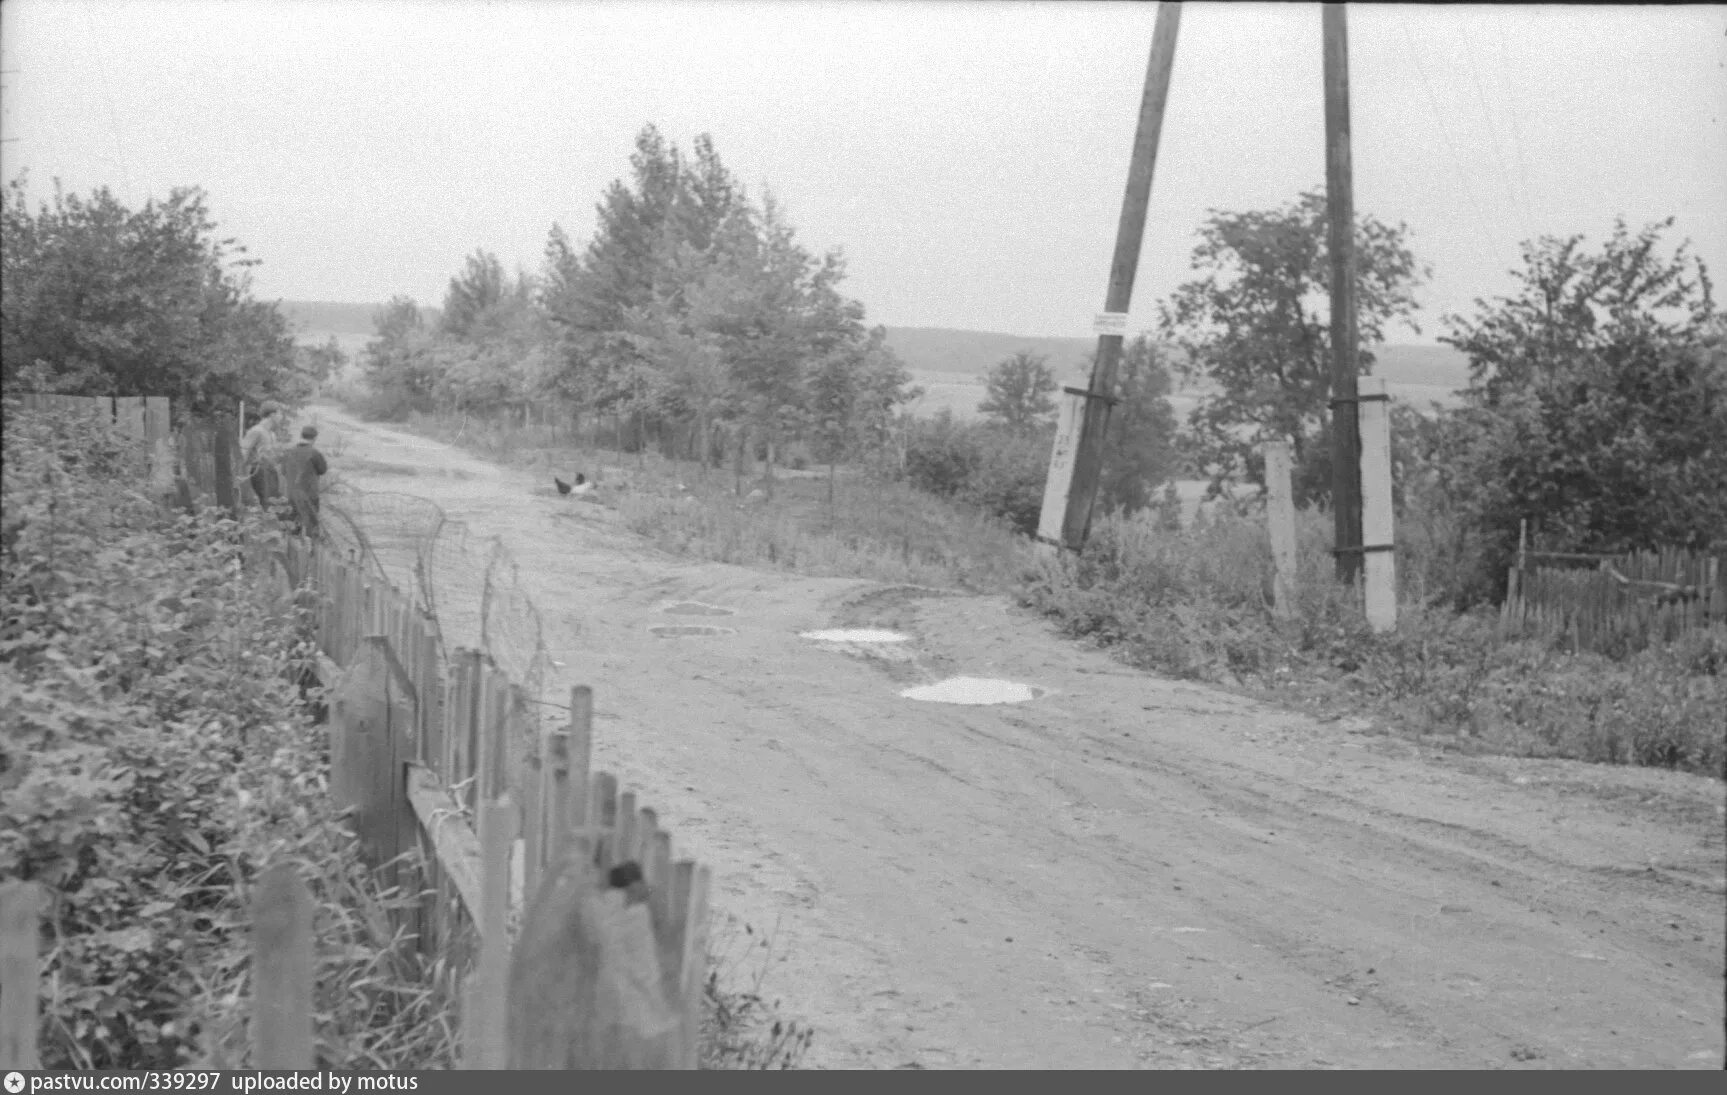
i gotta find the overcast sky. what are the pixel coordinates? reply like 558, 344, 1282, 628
3, 1, 1723, 344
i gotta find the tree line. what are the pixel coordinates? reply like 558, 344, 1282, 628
360, 127, 919, 491
5, 135, 1721, 602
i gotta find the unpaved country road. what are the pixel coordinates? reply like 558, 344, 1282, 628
311, 404, 1725, 1069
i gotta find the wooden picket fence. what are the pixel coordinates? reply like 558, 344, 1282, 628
10, 391, 246, 516
284, 536, 713, 1067
0, 537, 712, 1071
14, 392, 176, 487
1500, 545, 1726, 656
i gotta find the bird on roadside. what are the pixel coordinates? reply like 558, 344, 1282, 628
555, 472, 593, 497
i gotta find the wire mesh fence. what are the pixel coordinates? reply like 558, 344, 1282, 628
323, 487, 550, 707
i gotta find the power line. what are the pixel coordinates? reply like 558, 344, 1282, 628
82, 7, 132, 194
1395, 9, 1502, 279
1459, 20, 1527, 227
1495, 19, 1536, 235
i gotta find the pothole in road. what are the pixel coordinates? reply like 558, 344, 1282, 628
799, 628, 910, 643
648, 624, 737, 638
663, 601, 736, 617
899, 677, 1043, 705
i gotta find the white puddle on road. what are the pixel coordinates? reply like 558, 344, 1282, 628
900, 677, 1041, 705
800, 628, 910, 643
664, 601, 735, 617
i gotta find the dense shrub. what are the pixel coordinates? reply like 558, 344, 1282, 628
1, 403, 457, 1069
902, 412, 1052, 536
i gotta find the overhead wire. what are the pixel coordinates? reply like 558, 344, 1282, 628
1394, 8, 1504, 280
83, 3, 133, 196
1495, 17, 1537, 238
1459, 19, 1528, 229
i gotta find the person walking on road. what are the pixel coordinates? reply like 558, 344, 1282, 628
241, 400, 286, 510
280, 424, 329, 539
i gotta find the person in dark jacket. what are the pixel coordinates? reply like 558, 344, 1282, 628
279, 425, 329, 539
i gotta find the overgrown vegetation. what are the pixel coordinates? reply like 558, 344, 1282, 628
1020, 504, 1725, 777
1, 176, 329, 415
1, 403, 459, 1069
1018, 213, 1725, 777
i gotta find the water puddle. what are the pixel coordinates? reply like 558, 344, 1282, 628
800, 628, 910, 643
663, 601, 735, 617
648, 624, 736, 638
899, 677, 1042, 705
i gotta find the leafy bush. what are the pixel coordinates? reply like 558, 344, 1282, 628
902, 410, 979, 499
1, 402, 457, 1069
958, 425, 1051, 537
902, 412, 1052, 536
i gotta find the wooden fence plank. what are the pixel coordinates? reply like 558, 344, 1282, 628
0, 880, 42, 1070
463, 796, 518, 1069
406, 764, 484, 920
505, 846, 685, 1068
677, 864, 711, 1069
251, 864, 314, 1069
568, 686, 594, 837
542, 720, 573, 880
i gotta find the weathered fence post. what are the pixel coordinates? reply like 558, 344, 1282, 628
504, 842, 689, 1068
251, 863, 314, 1069
462, 796, 518, 1069
1261, 440, 1298, 623
0, 880, 42, 1069
329, 636, 419, 902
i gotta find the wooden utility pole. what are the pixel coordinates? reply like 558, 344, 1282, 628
1036, 2, 1182, 552
1323, 4, 1364, 583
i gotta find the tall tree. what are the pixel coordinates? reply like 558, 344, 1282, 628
362, 295, 439, 416
1158, 188, 1428, 501
1428, 219, 1725, 600
977, 351, 1058, 432
543, 125, 686, 415
2, 175, 297, 413
439, 249, 507, 341
1097, 335, 1179, 515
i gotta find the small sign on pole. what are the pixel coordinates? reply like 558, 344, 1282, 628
1092, 312, 1130, 336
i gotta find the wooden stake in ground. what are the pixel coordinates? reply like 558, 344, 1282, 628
1262, 441, 1298, 622
1324, 3, 1364, 584
1037, 1, 1182, 552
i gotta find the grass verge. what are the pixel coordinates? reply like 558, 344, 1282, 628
1021, 504, 1726, 778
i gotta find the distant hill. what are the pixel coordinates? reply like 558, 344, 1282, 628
1369, 344, 1472, 392
882, 325, 1472, 390
274, 301, 1473, 406
882, 327, 1100, 384
277, 300, 439, 340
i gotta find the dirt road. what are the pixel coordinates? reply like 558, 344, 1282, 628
311, 404, 1725, 1069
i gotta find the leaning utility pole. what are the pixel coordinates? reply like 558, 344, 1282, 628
1036, 2, 1182, 553
1323, 4, 1364, 583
